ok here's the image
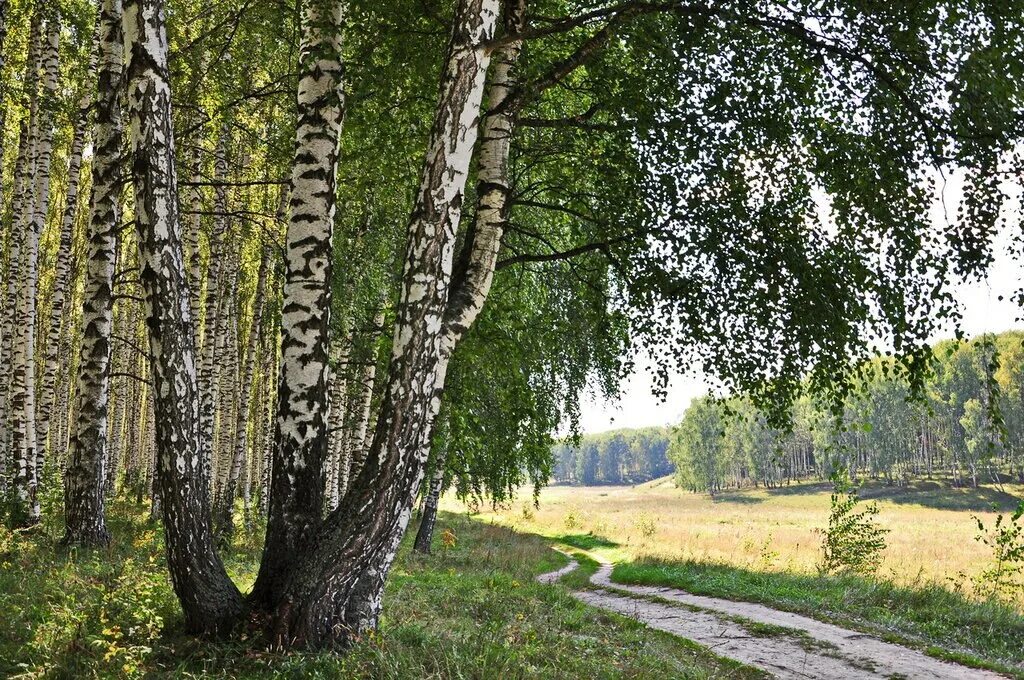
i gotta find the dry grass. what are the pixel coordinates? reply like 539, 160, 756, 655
447, 476, 1024, 606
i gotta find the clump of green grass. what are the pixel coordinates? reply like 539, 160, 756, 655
613, 557, 1024, 677
0, 503, 760, 678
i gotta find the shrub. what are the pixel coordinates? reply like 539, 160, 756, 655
633, 513, 658, 542
973, 502, 1024, 600
818, 469, 889, 575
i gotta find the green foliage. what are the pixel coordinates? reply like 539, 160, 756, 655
619, 2, 1024, 424
819, 470, 890, 576
671, 398, 726, 495
973, 502, 1024, 600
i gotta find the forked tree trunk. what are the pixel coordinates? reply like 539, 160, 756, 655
251, 0, 346, 610
414, 0, 525, 557
262, 0, 498, 647
62, 0, 124, 547
122, 0, 242, 633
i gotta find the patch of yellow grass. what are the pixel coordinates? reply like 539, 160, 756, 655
443, 478, 1024, 606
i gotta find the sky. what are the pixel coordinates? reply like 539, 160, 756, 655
577, 227, 1022, 434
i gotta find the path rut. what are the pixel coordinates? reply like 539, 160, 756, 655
538, 551, 1007, 679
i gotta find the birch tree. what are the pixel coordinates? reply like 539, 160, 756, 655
251, 0, 346, 609
253, 0, 500, 646
11, 13, 61, 526
62, 0, 126, 546
122, 0, 243, 631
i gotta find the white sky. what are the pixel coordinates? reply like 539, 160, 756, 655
578, 227, 1022, 434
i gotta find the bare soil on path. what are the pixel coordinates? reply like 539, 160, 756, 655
538, 551, 1007, 680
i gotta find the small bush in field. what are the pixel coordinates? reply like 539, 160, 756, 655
563, 507, 581, 530
973, 502, 1024, 600
440, 527, 458, 553
633, 513, 657, 541
520, 504, 535, 522
818, 470, 889, 576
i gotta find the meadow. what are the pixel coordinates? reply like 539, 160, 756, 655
454, 476, 1024, 674
462, 476, 1024, 597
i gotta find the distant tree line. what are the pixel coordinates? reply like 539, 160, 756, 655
552, 427, 674, 485
671, 332, 1024, 494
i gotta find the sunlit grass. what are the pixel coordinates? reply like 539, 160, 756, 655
459, 476, 1024, 603
452, 477, 1024, 674
0, 502, 761, 678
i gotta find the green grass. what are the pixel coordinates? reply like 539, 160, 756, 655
612, 557, 1024, 677
0, 503, 763, 679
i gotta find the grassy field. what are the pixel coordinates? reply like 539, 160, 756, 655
462, 476, 1024, 595
0, 503, 761, 679
455, 476, 1024, 673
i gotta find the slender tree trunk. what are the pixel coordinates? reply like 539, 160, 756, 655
105, 297, 136, 495
212, 248, 240, 506
122, 0, 243, 632
326, 333, 351, 508
265, 0, 498, 647
341, 310, 384, 497
12, 15, 61, 526
251, 0, 346, 610
36, 95, 90, 461
0, 121, 31, 493
215, 248, 269, 537
413, 442, 448, 554
199, 130, 231, 495
0, 0, 10, 209
62, 0, 124, 546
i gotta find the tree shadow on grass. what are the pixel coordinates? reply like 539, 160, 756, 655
557, 533, 620, 550
756, 478, 1023, 512
710, 492, 765, 505
856, 481, 1023, 513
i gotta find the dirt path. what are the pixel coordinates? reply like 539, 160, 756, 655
538, 551, 1007, 680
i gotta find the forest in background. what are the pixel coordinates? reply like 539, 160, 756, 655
671, 331, 1024, 494
552, 331, 1024, 492
551, 426, 672, 485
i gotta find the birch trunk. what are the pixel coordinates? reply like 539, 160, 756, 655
213, 262, 240, 510
198, 131, 231, 494
0, 0, 10, 207
62, 0, 124, 546
412, 442, 447, 554
325, 333, 351, 509
264, 0, 498, 647
442, 0, 524, 355
215, 248, 269, 537
0, 121, 31, 492
36, 96, 90, 460
122, 0, 243, 632
341, 309, 384, 498
11, 16, 61, 526
251, 0, 346, 609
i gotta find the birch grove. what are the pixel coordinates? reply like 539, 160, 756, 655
0, 0, 1020, 657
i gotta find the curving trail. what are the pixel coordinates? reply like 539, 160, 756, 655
537, 550, 1007, 680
